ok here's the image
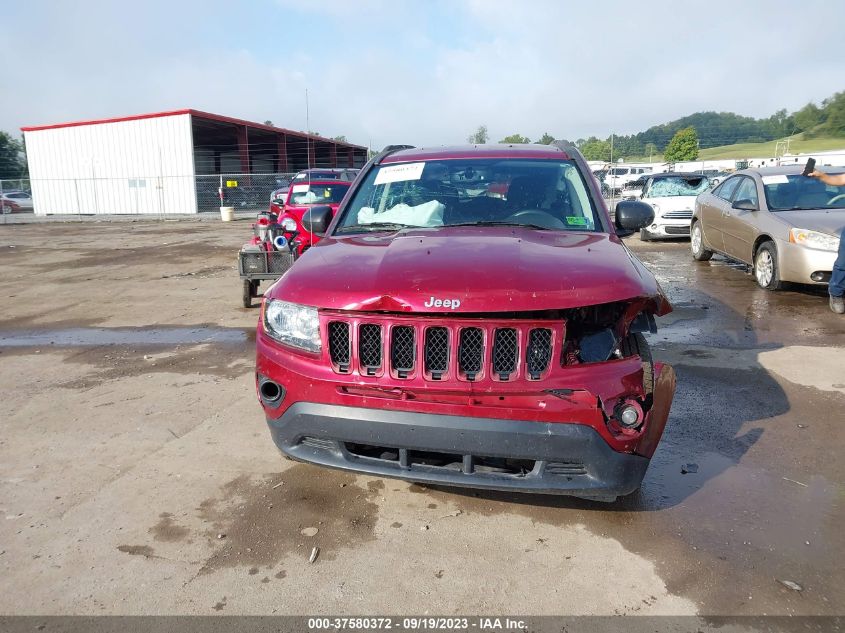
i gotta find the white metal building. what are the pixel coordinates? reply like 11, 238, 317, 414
22, 110, 367, 215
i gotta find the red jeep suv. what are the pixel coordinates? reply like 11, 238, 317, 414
255, 143, 673, 501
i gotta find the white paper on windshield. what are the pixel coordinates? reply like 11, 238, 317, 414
291, 184, 310, 193
358, 200, 445, 227
374, 162, 426, 185
762, 175, 789, 185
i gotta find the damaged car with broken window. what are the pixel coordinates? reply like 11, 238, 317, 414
638, 172, 711, 241
254, 142, 676, 502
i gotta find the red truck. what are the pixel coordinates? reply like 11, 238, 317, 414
276, 179, 352, 256
254, 142, 674, 501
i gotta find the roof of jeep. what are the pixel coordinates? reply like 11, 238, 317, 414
380, 144, 571, 164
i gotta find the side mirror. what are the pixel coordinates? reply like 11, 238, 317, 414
301, 205, 333, 235
732, 198, 758, 212
614, 200, 655, 236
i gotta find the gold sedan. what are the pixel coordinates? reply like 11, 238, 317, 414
691, 166, 844, 290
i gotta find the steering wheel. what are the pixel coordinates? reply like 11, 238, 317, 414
505, 209, 567, 230
826, 193, 845, 206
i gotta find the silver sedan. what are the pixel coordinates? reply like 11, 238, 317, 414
691, 166, 844, 290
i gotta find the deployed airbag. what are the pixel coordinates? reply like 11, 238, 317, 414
358, 200, 445, 227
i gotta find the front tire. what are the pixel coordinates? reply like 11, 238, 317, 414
690, 221, 713, 261
754, 241, 783, 291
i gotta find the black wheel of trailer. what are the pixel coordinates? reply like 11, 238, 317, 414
242, 279, 254, 308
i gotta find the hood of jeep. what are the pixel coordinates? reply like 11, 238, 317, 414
268, 226, 670, 314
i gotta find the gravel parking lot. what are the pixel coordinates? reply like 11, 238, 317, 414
0, 219, 842, 616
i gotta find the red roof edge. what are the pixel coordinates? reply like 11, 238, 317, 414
20, 109, 193, 132
186, 109, 365, 149
20, 108, 367, 150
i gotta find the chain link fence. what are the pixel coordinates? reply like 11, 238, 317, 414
2, 173, 303, 216
197, 172, 296, 212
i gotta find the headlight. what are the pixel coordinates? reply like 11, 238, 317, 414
280, 216, 298, 232
263, 300, 321, 353
789, 228, 840, 252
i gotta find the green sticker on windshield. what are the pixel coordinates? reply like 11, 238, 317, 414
565, 216, 588, 226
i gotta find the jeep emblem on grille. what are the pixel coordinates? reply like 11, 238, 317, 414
424, 296, 461, 309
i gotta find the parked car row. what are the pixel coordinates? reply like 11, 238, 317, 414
602, 163, 843, 295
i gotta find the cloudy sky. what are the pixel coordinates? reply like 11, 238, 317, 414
4, 0, 844, 149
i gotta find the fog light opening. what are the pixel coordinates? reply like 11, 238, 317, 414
810, 271, 827, 282
614, 399, 644, 429
259, 379, 283, 405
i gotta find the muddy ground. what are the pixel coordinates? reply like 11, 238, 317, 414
0, 219, 842, 616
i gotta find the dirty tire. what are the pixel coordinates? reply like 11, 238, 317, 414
619, 332, 654, 396
754, 241, 783, 291
690, 221, 713, 261
242, 280, 253, 308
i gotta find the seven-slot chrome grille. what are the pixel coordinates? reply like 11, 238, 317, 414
324, 315, 559, 382
661, 210, 693, 219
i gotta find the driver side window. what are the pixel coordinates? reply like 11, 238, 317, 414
714, 176, 741, 201
733, 177, 759, 206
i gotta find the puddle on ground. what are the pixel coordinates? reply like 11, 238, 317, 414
0, 326, 249, 348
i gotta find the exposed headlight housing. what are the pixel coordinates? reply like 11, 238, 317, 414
280, 216, 298, 232
789, 228, 840, 252
613, 399, 644, 430
263, 300, 321, 353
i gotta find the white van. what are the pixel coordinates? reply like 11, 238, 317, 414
605, 166, 652, 192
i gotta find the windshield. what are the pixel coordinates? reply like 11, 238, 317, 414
645, 176, 710, 198
763, 173, 845, 210
287, 183, 350, 205
335, 159, 602, 233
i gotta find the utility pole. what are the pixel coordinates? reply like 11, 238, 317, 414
609, 133, 615, 208
306, 88, 311, 170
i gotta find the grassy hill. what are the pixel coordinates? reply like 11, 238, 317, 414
699, 134, 845, 160
622, 133, 845, 163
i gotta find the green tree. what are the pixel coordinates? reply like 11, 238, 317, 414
499, 133, 531, 144
663, 127, 699, 162
537, 132, 555, 145
821, 91, 845, 136
467, 125, 489, 144
0, 132, 25, 179
577, 137, 611, 161
644, 142, 658, 160
332, 135, 347, 142
263, 120, 274, 126
793, 103, 822, 133
765, 108, 794, 138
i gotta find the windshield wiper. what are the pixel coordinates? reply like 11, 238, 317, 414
335, 222, 412, 233
447, 221, 551, 230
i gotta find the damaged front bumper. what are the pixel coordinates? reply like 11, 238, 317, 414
267, 403, 648, 500
263, 363, 676, 501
